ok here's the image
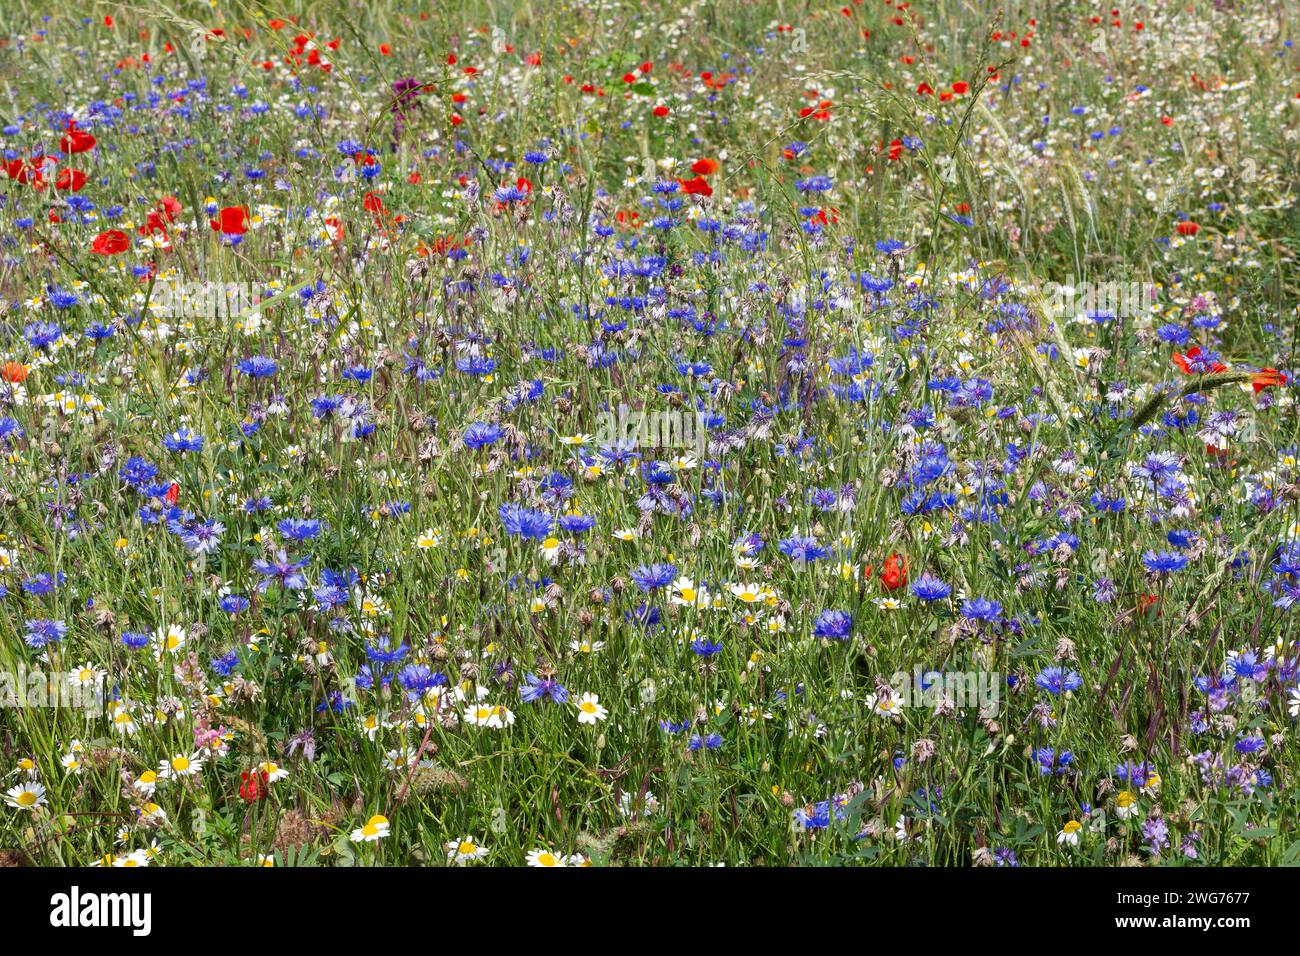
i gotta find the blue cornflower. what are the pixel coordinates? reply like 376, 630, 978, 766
24, 321, 62, 348
278, 518, 323, 542
252, 550, 310, 590
118, 456, 159, 488
397, 664, 446, 696
960, 597, 1003, 622
121, 631, 150, 651
910, 574, 952, 602
558, 513, 596, 534
365, 636, 409, 667
778, 536, 832, 564
631, 563, 678, 592
1142, 550, 1188, 575
219, 594, 250, 615
463, 422, 503, 449
24, 619, 68, 648
162, 427, 205, 453
236, 356, 279, 378
1035, 666, 1083, 695
499, 503, 553, 540
812, 609, 853, 640
520, 672, 570, 704
690, 638, 724, 657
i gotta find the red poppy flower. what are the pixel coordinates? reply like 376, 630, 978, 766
91, 229, 129, 255
60, 124, 96, 154
880, 553, 909, 591
676, 175, 713, 197
0, 361, 28, 384
1251, 368, 1288, 393
1175, 221, 1199, 237
164, 482, 179, 505
652, 105, 670, 117
209, 205, 250, 235
239, 770, 270, 802
690, 158, 719, 175
6, 158, 48, 188
55, 168, 87, 191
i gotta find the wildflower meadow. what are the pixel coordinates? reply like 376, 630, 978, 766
0, 0, 1298, 881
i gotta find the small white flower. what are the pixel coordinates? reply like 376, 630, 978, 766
446, 836, 489, 864
575, 692, 608, 724
351, 814, 390, 843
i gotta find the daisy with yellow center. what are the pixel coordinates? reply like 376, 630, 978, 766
526, 847, 565, 867
446, 835, 489, 864
465, 703, 515, 729
4, 782, 45, 810
158, 752, 203, 779
351, 814, 390, 843
669, 576, 702, 606
575, 692, 608, 724
729, 582, 763, 603
1057, 819, 1083, 846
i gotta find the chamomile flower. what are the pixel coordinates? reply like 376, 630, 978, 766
1057, 819, 1083, 846
4, 781, 46, 810
526, 847, 567, 867
865, 692, 904, 719
351, 814, 390, 843
68, 663, 103, 689
158, 752, 203, 779
446, 835, 489, 864
257, 761, 289, 783
415, 527, 443, 550
464, 703, 515, 729
152, 623, 187, 659
1115, 791, 1140, 820
729, 582, 765, 603
575, 692, 608, 724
